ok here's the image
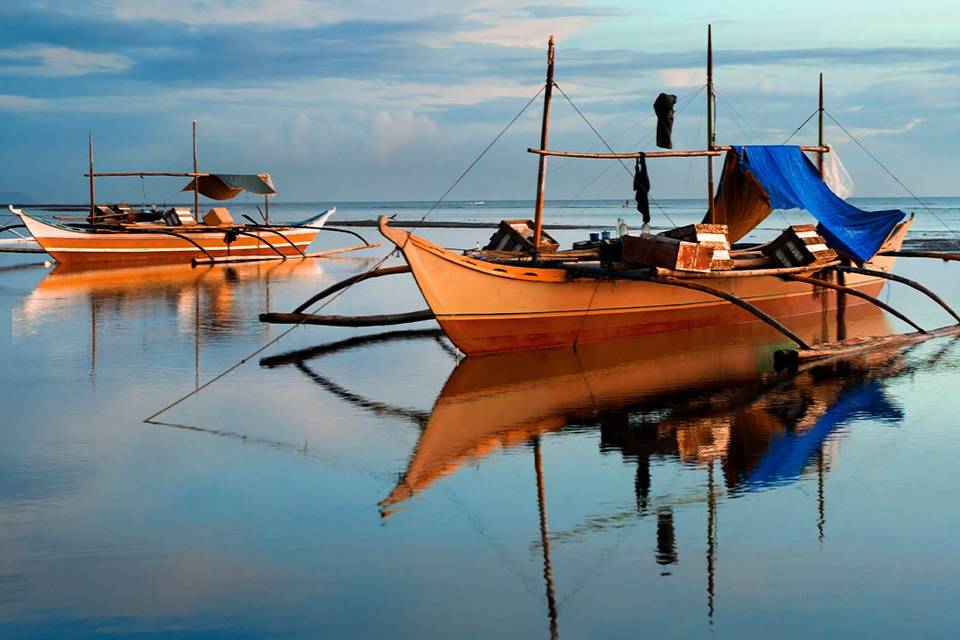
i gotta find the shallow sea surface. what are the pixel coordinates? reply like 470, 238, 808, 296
1, 199, 959, 638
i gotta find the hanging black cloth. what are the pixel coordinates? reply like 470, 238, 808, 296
634, 153, 650, 225
653, 93, 677, 149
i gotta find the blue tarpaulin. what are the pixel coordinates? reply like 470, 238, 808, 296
729, 145, 906, 262
743, 380, 902, 491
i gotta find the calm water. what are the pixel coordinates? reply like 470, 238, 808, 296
1, 200, 960, 637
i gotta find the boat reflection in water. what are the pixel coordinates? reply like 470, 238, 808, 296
261, 302, 943, 633
14, 259, 337, 386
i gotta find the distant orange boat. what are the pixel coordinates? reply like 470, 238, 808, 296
9, 122, 339, 267
10, 203, 332, 267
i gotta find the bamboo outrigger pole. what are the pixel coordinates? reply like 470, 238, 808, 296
88, 132, 96, 224
527, 145, 827, 160
192, 120, 200, 220
532, 35, 556, 253
706, 24, 716, 222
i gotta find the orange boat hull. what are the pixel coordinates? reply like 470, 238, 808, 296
14, 208, 321, 266
379, 218, 911, 356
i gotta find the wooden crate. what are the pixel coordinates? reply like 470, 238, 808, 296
660, 223, 733, 270
762, 224, 837, 267
162, 207, 196, 226
622, 233, 714, 272
660, 223, 729, 246
203, 207, 234, 226
484, 219, 559, 253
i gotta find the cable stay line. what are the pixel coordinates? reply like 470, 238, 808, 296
783, 110, 818, 144
420, 85, 545, 222
145, 85, 548, 423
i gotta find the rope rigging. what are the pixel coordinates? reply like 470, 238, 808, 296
782, 110, 818, 144
145, 84, 549, 423
419, 85, 545, 223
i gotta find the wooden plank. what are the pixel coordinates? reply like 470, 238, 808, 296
260, 309, 435, 327
775, 323, 960, 367
653, 260, 839, 279
879, 250, 960, 262
526, 145, 830, 160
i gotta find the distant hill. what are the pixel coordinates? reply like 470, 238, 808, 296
0, 191, 33, 204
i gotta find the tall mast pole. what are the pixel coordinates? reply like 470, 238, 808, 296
88, 132, 96, 224
706, 24, 716, 222
193, 120, 200, 219
817, 73, 825, 178
532, 35, 556, 253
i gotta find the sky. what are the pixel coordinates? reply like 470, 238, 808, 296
1, 0, 958, 203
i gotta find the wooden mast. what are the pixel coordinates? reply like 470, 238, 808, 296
818, 73, 847, 340
818, 73, 825, 178
88, 132, 96, 224
706, 24, 716, 222
532, 35, 556, 253
192, 120, 200, 220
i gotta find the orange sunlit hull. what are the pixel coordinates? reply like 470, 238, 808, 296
14, 208, 322, 266
379, 218, 912, 356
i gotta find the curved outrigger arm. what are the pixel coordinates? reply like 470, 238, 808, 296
259, 263, 434, 327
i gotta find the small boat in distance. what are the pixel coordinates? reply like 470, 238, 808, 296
9, 122, 337, 267
10, 203, 333, 267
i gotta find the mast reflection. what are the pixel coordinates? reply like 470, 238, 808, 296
262, 304, 941, 633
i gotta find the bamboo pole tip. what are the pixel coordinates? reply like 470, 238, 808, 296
548, 34, 555, 45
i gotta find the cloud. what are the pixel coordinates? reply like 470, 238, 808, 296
840, 117, 924, 139
519, 4, 627, 19
0, 45, 132, 76
368, 110, 440, 159
0, 94, 48, 111
659, 68, 702, 88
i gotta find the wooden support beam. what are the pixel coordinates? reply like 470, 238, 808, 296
193, 120, 200, 220
532, 35, 556, 252
259, 309, 435, 327
651, 260, 839, 279
707, 23, 716, 222
775, 323, 960, 367
88, 132, 96, 224
879, 250, 960, 262
526, 145, 829, 160
84, 172, 209, 177
818, 73, 825, 178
